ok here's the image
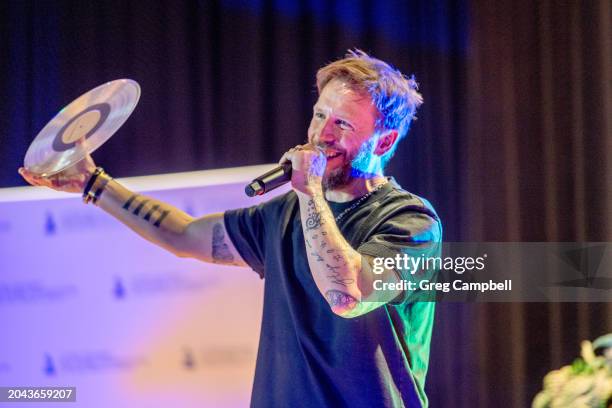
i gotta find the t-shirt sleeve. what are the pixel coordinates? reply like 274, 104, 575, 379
357, 209, 442, 304
224, 204, 267, 278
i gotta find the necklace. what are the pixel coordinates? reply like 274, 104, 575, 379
334, 182, 387, 223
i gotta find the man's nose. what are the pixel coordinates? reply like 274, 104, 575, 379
315, 118, 337, 145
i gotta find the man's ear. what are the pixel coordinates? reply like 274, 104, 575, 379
374, 130, 399, 156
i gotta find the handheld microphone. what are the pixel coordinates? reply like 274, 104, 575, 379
245, 162, 292, 197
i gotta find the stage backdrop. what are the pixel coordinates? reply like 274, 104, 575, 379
0, 164, 287, 408
1, 2, 610, 405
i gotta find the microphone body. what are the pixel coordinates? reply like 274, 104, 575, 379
245, 162, 292, 197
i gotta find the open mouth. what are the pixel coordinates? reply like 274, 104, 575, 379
324, 151, 343, 160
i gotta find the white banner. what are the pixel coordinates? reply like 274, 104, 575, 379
0, 164, 286, 408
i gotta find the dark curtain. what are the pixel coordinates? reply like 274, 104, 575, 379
1, 1, 610, 406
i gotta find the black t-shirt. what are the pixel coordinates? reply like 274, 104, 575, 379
224, 178, 442, 407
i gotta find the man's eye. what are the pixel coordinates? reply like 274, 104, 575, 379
335, 119, 353, 130
314, 112, 325, 120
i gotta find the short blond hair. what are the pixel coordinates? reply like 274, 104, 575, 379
316, 49, 423, 166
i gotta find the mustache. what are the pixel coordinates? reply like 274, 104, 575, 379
313, 142, 344, 153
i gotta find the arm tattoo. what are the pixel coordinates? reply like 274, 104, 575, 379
302, 194, 358, 290
311, 251, 324, 262
132, 199, 150, 215
212, 223, 235, 263
122, 194, 170, 228
143, 204, 160, 221
332, 253, 344, 262
326, 265, 354, 286
305, 200, 323, 230
325, 290, 357, 311
123, 195, 137, 209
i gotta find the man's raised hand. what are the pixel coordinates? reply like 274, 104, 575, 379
18, 154, 97, 194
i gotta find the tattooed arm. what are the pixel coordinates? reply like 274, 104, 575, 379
95, 179, 247, 266
297, 189, 402, 318
18, 158, 245, 266
277, 144, 402, 317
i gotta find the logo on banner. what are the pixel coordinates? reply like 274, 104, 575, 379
113, 277, 126, 300
44, 353, 56, 376
44, 212, 57, 236
201, 346, 255, 367
42, 351, 147, 374
0, 281, 78, 304
60, 210, 118, 232
111, 272, 215, 300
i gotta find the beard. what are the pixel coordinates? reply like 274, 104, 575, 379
322, 161, 352, 190
321, 138, 376, 191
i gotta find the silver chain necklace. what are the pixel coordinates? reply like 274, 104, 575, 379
334, 182, 387, 223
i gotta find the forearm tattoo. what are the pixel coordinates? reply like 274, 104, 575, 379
325, 290, 357, 311
303, 194, 357, 297
122, 194, 170, 227
212, 223, 235, 263
311, 251, 324, 262
304, 198, 324, 230
326, 264, 354, 286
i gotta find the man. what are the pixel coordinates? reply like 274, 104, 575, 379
20, 50, 442, 407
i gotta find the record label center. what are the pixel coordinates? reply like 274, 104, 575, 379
53, 103, 111, 151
